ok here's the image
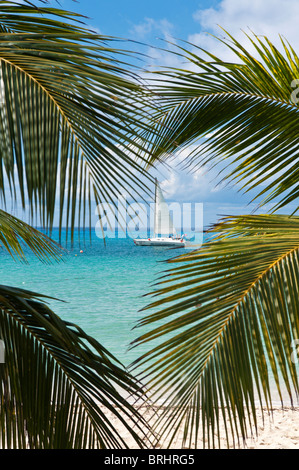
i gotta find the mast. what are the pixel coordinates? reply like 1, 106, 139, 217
153, 177, 157, 237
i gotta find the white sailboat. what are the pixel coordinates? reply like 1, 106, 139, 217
133, 179, 186, 247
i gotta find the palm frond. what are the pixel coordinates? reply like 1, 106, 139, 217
0, 284, 150, 448
0, 208, 63, 262
131, 214, 299, 448
0, 2, 157, 241
146, 31, 299, 212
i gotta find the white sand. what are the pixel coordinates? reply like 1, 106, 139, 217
108, 404, 299, 449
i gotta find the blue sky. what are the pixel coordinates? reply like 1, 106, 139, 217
59, 0, 299, 55
60, 1, 220, 40
47, 1, 299, 226
15, 1, 299, 228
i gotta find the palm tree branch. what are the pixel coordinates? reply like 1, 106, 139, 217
0, 3, 158, 238
0, 56, 84, 156
131, 214, 299, 447
199, 244, 299, 383
145, 32, 299, 211
0, 284, 150, 448
0, 208, 63, 262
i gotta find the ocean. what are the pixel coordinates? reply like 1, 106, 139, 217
0, 227, 295, 405
0, 228, 202, 367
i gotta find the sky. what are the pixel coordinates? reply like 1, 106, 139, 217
13, 0, 299, 228
59, 0, 299, 53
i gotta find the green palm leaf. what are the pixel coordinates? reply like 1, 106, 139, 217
0, 284, 150, 448
132, 214, 299, 448
0, 3, 159, 448
0, 208, 63, 262
0, 2, 156, 241
146, 31, 299, 212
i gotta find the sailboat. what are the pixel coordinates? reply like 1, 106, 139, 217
133, 179, 186, 247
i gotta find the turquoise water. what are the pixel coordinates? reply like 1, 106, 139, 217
0, 227, 296, 404
0, 228, 201, 367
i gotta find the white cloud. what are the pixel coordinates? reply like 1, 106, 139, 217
146, 0, 299, 213
128, 17, 185, 70
103, 1, 299, 222
130, 17, 174, 41
129, 0, 299, 69
154, 149, 234, 204
190, 0, 299, 60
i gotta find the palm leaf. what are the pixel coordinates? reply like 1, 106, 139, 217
145, 31, 299, 212
0, 2, 157, 241
0, 208, 63, 262
131, 214, 299, 448
0, 284, 150, 448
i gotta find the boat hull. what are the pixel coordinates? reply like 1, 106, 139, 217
133, 237, 185, 247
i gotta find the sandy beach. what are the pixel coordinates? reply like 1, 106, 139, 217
108, 404, 299, 449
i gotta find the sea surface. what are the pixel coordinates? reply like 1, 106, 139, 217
0, 228, 203, 367
0, 227, 296, 405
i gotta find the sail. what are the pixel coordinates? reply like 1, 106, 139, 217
154, 180, 177, 237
